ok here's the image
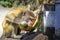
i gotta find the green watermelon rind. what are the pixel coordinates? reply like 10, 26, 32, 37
30, 14, 41, 31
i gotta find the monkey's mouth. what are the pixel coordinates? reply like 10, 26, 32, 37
18, 15, 38, 31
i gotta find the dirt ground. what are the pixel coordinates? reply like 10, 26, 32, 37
1, 32, 60, 40
0, 32, 48, 40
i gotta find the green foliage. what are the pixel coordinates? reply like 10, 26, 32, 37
39, 0, 44, 4
30, 4, 37, 11
0, 0, 45, 8
0, 0, 13, 7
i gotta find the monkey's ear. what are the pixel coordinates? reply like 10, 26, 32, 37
27, 5, 31, 10
33, 5, 45, 14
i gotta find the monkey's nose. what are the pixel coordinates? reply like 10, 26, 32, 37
23, 23, 28, 28
21, 21, 28, 28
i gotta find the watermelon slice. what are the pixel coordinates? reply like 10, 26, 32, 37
18, 13, 40, 31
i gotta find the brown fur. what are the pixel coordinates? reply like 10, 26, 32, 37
2, 7, 36, 36
2, 7, 27, 36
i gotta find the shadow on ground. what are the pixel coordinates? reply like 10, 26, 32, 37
20, 32, 48, 40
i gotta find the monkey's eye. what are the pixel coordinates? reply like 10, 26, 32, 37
23, 12, 26, 16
